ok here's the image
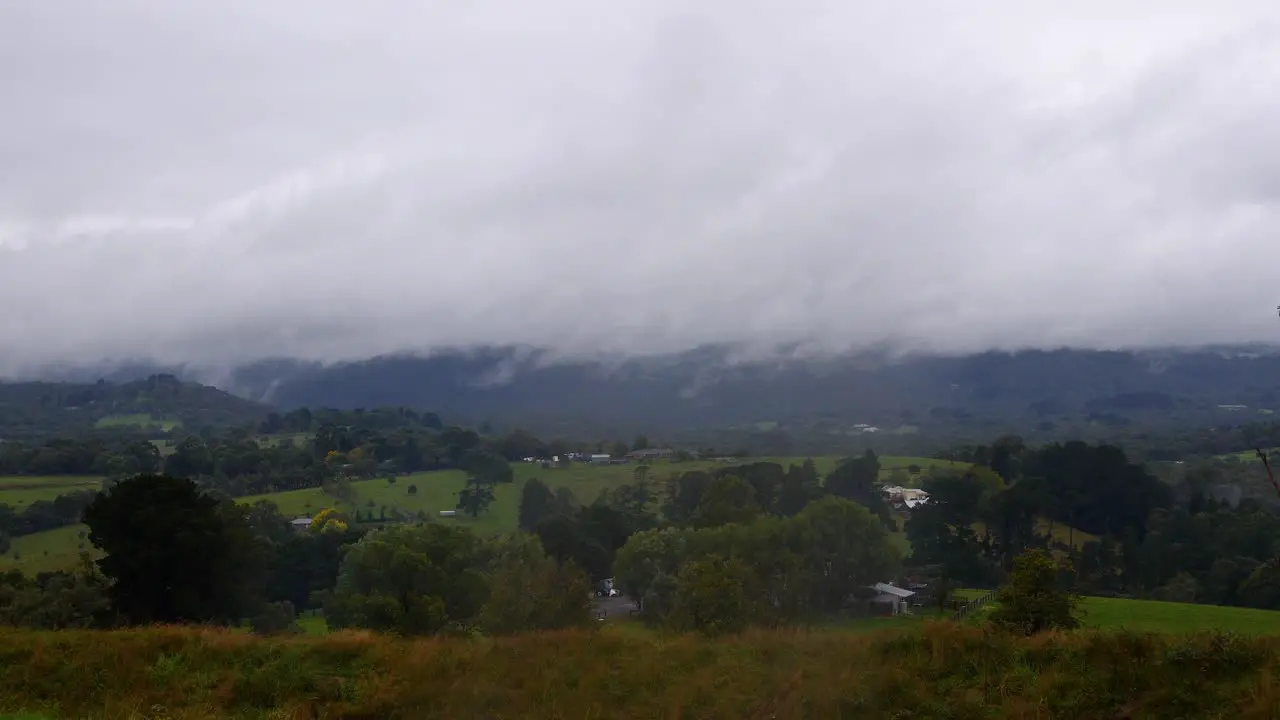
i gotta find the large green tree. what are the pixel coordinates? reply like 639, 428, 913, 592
989, 548, 1081, 635
457, 477, 497, 517
83, 474, 266, 625
475, 534, 593, 634
518, 477, 557, 531
616, 496, 898, 626
668, 554, 756, 635
324, 524, 490, 635
824, 451, 886, 517
692, 475, 761, 528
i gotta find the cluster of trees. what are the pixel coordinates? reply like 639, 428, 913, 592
910, 436, 1280, 613
615, 497, 899, 633
907, 439, 1172, 587
0, 438, 162, 476
510, 457, 904, 631
0, 412, 699, 561
0, 473, 594, 636
0, 561, 112, 629
256, 407, 444, 435
16, 421, 1280, 637
1073, 496, 1280, 608
513, 460, 835, 585
942, 420, 1280, 466
322, 525, 591, 636
1134, 420, 1280, 461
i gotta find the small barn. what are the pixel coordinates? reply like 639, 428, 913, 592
869, 582, 916, 616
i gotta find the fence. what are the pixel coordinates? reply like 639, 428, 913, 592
950, 590, 996, 622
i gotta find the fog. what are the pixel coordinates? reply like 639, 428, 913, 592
1, 1, 1279, 375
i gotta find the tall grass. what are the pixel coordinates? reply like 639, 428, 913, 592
3, 623, 1280, 718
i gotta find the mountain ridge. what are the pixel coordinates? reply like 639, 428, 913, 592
22, 345, 1279, 437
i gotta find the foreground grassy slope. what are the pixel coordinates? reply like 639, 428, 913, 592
3, 624, 1280, 719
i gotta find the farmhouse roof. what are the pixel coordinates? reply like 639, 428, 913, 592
872, 582, 915, 598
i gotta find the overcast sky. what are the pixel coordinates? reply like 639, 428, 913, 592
1, 1, 1278, 374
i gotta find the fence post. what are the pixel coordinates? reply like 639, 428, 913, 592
951, 590, 996, 623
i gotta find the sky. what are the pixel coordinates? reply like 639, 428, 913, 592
1, 1, 1279, 375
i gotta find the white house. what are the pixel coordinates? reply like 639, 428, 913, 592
882, 486, 930, 509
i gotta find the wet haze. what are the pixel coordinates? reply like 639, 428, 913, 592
1, 1, 1279, 374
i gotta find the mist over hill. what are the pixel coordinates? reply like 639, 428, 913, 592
28, 346, 1280, 443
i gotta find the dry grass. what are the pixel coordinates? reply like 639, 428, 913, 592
3, 623, 1280, 718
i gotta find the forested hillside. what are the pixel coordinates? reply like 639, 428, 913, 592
0, 374, 268, 439
214, 346, 1280, 440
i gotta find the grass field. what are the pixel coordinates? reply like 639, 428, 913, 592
240, 456, 860, 535
92, 413, 180, 432
956, 591, 1280, 635
1081, 596, 1280, 634
876, 454, 961, 477
0, 525, 94, 574
0, 475, 102, 507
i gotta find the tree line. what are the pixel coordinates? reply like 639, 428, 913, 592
1, 474, 595, 635
0, 415, 700, 547
909, 435, 1280, 611
11, 430, 1280, 636
0, 455, 891, 634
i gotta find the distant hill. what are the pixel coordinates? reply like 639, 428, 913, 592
19, 345, 1280, 444
203, 345, 1280, 440
0, 374, 269, 440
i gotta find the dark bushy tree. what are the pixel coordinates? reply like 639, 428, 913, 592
83, 473, 266, 625
518, 478, 556, 532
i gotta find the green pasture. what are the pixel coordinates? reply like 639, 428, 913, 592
0, 525, 95, 575
93, 413, 180, 432
0, 476, 102, 507
240, 455, 868, 535
958, 591, 1280, 635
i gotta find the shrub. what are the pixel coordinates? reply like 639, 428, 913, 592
248, 601, 301, 636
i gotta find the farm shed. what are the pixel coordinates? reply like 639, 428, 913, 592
869, 582, 916, 616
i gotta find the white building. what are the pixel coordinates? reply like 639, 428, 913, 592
870, 582, 916, 615
882, 486, 930, 509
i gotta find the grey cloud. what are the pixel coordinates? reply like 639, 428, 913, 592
1, 1, 1279, 375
